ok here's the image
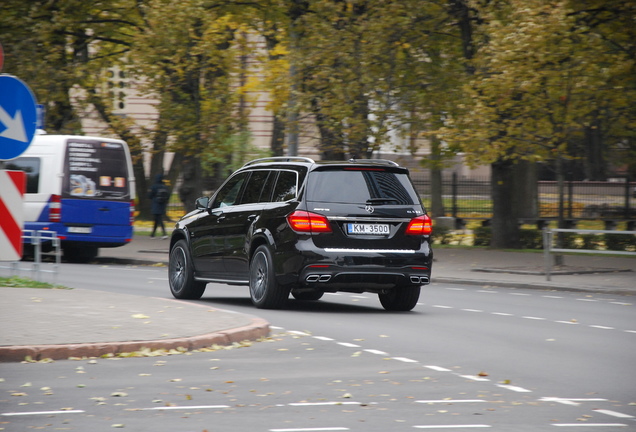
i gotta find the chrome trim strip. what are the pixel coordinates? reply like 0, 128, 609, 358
327, 216, 410, 222
324, 248, 416, 254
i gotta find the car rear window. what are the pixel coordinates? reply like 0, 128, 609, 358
307, 168, 418, 205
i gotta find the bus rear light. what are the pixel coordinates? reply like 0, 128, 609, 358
49, 195, 61, 222
130, 200, 135, 225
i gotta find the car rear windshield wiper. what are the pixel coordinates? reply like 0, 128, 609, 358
366, 197, 399, 205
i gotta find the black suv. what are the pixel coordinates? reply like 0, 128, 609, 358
168, 157, 433, 311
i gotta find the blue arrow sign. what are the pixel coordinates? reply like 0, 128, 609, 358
0, 75, 38, 160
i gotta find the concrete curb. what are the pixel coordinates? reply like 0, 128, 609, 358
0, 317, 270, 362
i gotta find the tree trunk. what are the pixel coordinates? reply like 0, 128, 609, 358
270, 114, 285, 156
555, 155, 565, 265
513, 160, 538, 219
178, 156, 203, 213
584, 117, 606, 181
490, 159, 520, 248
429, 137, 445, 218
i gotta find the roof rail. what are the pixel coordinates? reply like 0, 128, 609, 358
243, 156, 315, 167
348, 158, 400, 166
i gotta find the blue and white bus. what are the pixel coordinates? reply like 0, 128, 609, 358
6, 134, 136, 262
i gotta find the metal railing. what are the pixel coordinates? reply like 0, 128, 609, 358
411, 172, 635, 221
0, 230, 61, 282
542, 228, 636, 281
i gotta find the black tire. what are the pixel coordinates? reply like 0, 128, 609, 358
379, 286, 421, 311
64, 246, 98, 263
292, 291, 324, 301
169, 239, 206, 299
249, 245, 289, 309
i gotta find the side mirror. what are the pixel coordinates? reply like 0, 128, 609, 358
195, 196, 209, 209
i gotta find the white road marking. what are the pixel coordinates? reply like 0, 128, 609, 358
1, 410, 85, 416
510, 293, 531, 296
491, 312, 513, 316
433, 305, 453, 309
393, 357, 418, 363
270, 428, 349, 432
589, 325, 615, 330
413, 425, 491, 429
364, 349, 388, 355
425, 365, 452, 372
416, 400, 487, 404
496, 384, 532, 392
143, 405, 229, 410
458, 375, 490, 382
552, 424, 628, 427
543, 295, 563, 299
555, 320, 579, 325
288, 402, 362, 406
337, 342, 360, 348
539, 397, 607, 406
313, 336, 334, 341
288, 330, 311, 336
462, 309, 483, 313
523, 316, 546, 320
593, 410, 635, 419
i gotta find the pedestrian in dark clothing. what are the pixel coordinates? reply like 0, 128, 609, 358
148, 174, 169, 239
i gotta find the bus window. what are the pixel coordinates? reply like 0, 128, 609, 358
5, 157, 41, 193
63, 140, 131, 200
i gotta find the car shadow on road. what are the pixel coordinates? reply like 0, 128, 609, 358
195, 296, 424, 315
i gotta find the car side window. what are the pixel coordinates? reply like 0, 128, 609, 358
258, 171, 277, 202
272, 170, 298, 202
240, 170, 271, 204
212, 172, 248, 208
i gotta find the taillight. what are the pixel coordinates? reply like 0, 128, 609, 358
130, 200, 135, 225
49, 194, 61, 222
287, 211, 332, 233
405, 214, 432, 235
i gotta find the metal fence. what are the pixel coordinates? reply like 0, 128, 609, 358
0, 230, 61, 282
161, 174, 635, 224
411, 172, 635, 222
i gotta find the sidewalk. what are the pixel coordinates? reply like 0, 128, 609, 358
1, 232, 633, 362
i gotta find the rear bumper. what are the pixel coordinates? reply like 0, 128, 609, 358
22, 222, 132, 246
275, 239, 433, 293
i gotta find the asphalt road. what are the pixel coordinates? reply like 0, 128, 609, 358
1, 263, 635, 431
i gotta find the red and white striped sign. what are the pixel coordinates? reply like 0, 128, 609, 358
0, 170, 26, 261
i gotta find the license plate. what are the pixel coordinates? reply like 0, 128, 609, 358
347, 223, 389, 235
68, 226, 92, 234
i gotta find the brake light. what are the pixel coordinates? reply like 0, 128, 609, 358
130, 200, 135, 225
287, 211, 332, 233
405, 214, 432, 235
49, 194, 61, 222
